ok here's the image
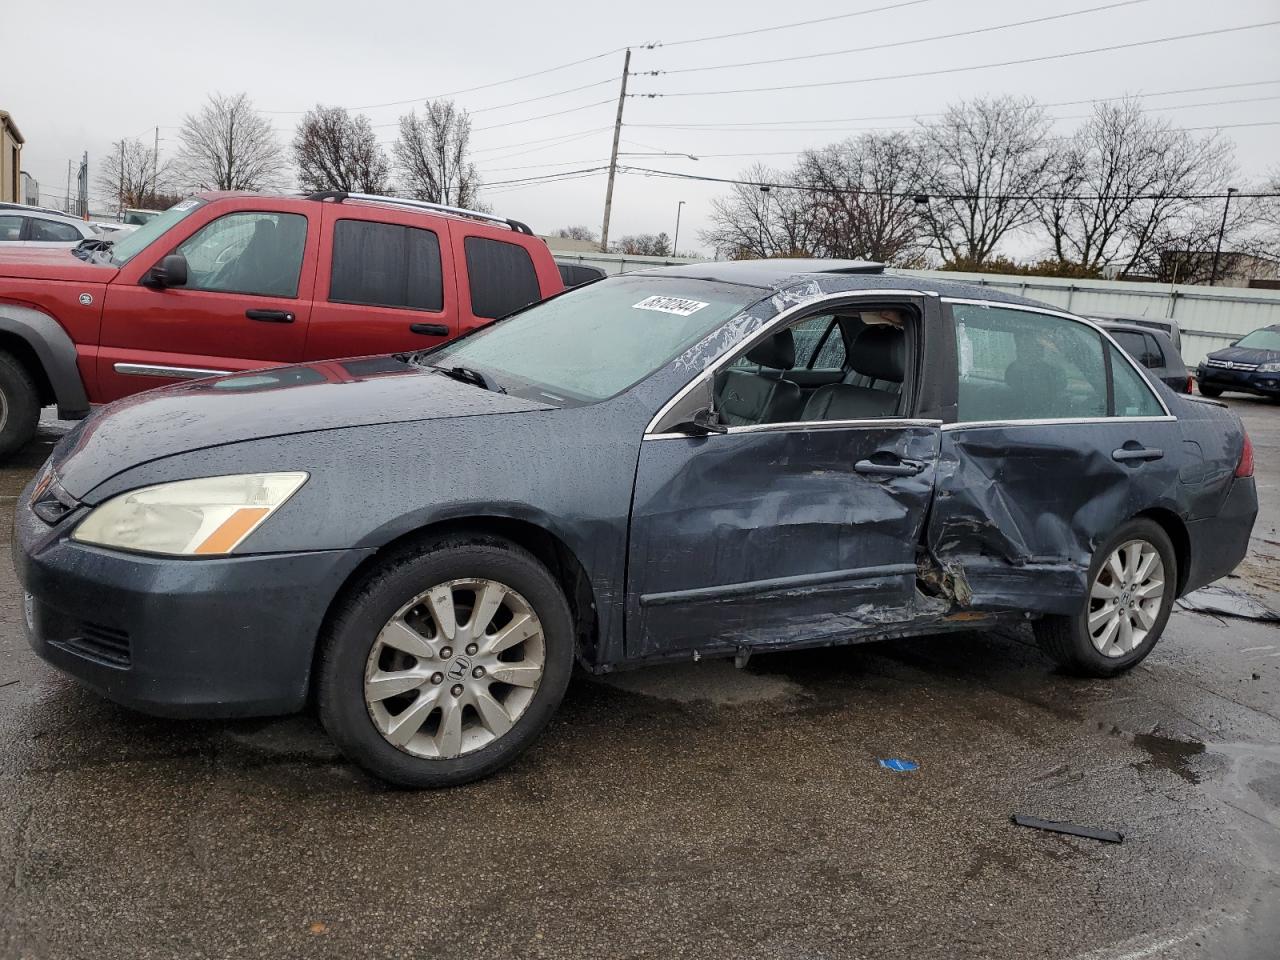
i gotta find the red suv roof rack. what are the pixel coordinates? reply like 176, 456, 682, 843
305, 190, 534, 236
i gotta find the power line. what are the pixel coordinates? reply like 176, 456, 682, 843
654, 0, 940, 48
618, 165, 1280, 201
632, 21, 1280, 98
660, 0, 1153, 75
626, 81, 1280, 130
469, 126, 613, 154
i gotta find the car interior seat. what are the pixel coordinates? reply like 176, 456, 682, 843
801, 325, 905, 421
714, 329, 804, 426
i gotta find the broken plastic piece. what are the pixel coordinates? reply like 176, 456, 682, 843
879, 758, 918, 772
1011, 814, 1123, 844
1176, 585, 1279, 621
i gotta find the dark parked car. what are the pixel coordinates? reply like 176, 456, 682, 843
16, 260, 1257, 787
1087, 312, 1181, 352
1196, 324, 1280, 399
1097, 321, 1191, 393
556, 261, 607, 288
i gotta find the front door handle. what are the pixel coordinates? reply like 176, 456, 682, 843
1112, 446, 1164, 463
245, 309, 295, 323
410, 322, 450, 336
855, 457, 925, 477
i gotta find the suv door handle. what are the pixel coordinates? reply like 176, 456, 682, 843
245, 309, 295, 323
855, 457, 925, 477
1112, 446, 1163, 463
410, 322, 450, 336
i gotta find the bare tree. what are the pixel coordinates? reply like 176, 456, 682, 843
292, 106, 390, 193
701, 164, 822, 259
175, 93, 285, 191
1040, 99, 1235, 276
97, 137, 171, 211
917, 96, 1054, 265
394, 100, 482, 208
795, 132, 929, 264
612, 233, 672, 256
553, 225, 598, 242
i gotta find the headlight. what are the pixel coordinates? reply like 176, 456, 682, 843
72, 472, 308, 556
1256, 362, 1280, 373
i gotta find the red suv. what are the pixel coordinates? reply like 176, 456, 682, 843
0, 190, 563, 453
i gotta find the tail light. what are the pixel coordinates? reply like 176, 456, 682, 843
1236, 432, 1254, 478
1185, 375, 1194, 394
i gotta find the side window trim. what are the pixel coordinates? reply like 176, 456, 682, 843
942, 297, 1172, 424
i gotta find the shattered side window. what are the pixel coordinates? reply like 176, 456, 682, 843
954, 303, 1107, 423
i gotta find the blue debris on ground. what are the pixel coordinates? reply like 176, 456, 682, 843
879, 758, 919, 772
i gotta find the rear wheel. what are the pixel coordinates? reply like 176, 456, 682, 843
1033, 519, 1176, 677
0, 351, 40, 456
317, 533, 574, 787
1197, 383, 1222, 398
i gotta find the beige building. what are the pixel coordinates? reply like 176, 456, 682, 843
0, 111, 22, 204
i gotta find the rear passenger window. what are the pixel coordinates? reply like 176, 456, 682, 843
464, 236, 541, 320
1109, 346, 1165, 417
330, 219, 443, 311
29, 218, 81, 242
954, 304, 1107, 422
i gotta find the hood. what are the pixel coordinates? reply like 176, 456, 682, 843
52, 356, 553, 498
0, 246, 118, 283
1206, 344, 1280, 367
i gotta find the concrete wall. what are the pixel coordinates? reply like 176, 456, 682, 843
557, 252, 1280, 366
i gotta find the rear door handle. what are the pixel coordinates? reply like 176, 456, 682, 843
410, 323, 450, 336
855, 457, 925, 477
245, 309, 295, 323
1112, 446, 1164, 463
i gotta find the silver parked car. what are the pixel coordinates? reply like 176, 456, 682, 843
0, 206, 100, 248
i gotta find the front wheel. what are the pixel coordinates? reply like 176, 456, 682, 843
0, 351, 40, 456
1197, 383, 1222, 398
317, 534, 575, 787
1033, 519, 1176, 677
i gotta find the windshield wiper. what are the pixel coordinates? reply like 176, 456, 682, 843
429, 364, 507, 394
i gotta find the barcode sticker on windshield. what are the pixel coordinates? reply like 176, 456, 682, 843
633, 296, 709, 317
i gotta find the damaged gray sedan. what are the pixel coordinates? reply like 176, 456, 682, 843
17, 260, 1258, 787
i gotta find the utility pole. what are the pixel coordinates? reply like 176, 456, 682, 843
600, 47, 631, 253
1209, 187, 1238, 287
672, 200, 685, 256
118, 140, 125, 218
64, 159, 72, 215
152, 126, 160, 204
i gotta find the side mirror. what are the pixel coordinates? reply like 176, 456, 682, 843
671, 406, 728, 436
143, 253, 188, 288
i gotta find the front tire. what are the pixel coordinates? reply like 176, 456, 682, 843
0, 351, 40, 456
1197, 383, 1222, 398
1033, 518, 1177, 677
317, 534, 574, 787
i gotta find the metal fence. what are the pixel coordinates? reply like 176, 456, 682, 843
552, 253, 1280, 365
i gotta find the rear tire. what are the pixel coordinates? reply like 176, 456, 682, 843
1197, 384, 1222, 398
317, 533, 574, 788
1034, 518, 1177, 677
0, 351, 40, 456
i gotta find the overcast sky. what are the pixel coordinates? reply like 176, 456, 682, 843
9, 0, 1279, 255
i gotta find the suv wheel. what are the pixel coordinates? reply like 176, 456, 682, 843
1197, 384, 1222, 398
317, 534, 574, 787
0, 351, 40, 456
1033, 519, 1176, 677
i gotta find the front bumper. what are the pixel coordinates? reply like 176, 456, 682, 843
13, 491, 373, 718
1196, 365, 1280, 397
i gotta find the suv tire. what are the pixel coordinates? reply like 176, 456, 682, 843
1197, 384, 1222, 398
0, 351, 41, 456
317, 533, 574, 787
1033, 518, 1177, 678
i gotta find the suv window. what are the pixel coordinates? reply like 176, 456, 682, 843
29, 218, 81, 242
1109, 345, 1165, 417
464, 236, 540, 319
1112, 330, 1163, 369
330, 219, 443, 312
175, 211, 307, 298
954, 304, 1107, 422
792, 315, 846, 370
0, 216, 22, 241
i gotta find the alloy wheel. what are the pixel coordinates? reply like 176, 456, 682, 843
363, 578, 546, 759
1087, 539, 1166, 658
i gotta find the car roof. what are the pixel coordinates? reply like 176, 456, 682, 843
629, 259, 1050, 309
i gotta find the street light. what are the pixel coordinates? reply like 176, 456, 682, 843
1209, 187, 1239, 287
617, 152, 700, 161
672, 200, 686, 257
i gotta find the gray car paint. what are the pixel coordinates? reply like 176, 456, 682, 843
33, 265, 1256, 681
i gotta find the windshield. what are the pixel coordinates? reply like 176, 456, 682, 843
1233, 328, 1280, 351
108, 198, 206, 265
425, 275, 761, 404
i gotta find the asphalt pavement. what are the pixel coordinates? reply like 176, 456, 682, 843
0, 400, 1277, 960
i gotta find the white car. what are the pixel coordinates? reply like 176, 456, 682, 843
90, 221, 138, 237
0, 206, 100, 248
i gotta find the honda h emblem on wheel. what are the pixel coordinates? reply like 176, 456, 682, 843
446, 656, 472, 682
